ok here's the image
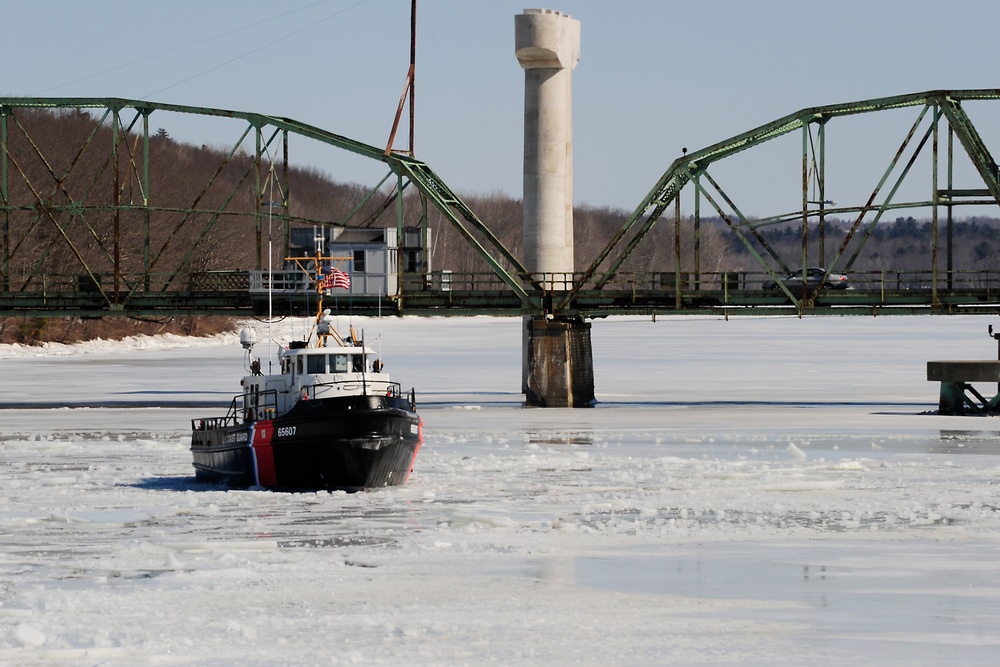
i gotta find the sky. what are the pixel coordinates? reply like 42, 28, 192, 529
4, 0, 1000, 216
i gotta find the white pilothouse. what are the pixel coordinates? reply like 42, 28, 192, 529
239, 310, 407, 423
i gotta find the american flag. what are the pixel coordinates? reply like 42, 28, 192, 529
321, 266, 351, 290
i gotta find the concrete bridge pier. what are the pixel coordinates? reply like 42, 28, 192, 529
524, 316, 595, 407
516, 9, 594, 407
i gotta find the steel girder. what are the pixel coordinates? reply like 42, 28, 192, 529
560, 88, 1000, 313
0, 97, 538, 314
5, 91, 1000, 319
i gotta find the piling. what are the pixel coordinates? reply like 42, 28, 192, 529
524, 317, 595, 407
515, 9, 593, 407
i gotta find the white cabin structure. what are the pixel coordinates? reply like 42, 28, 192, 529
248, 225, 430, 298
242, 340, 397, 421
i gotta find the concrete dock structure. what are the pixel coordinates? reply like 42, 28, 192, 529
515, 9, 594, 407
927, 360, 1000, 414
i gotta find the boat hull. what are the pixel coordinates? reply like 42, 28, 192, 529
191, 394, 421, 490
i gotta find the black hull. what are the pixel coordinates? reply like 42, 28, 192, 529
191, 394, 421, 490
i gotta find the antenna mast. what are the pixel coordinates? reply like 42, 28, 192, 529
385, 0, 417, 155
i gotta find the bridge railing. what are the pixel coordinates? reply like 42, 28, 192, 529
839, 270, 1000, 293
0, 271, 252, 295
247, 271, 312, 294
568, 269, 1000, 295
4, 269, 999, 297
5, 269, 1000, 317
400, 271, 510, 292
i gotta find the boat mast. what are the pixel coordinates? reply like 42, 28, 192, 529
283, 239, 351, 348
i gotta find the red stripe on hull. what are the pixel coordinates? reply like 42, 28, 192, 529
251, 420, 277, 487
402, 418, 424, 484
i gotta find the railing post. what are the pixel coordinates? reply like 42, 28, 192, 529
142, 110, 151, 293
1, 105, 7, 293
801, 124, 809, 286
674, 192, 682, 310
931, 103, 940, 306
947, 123, 954, 290
693, 173, 701, 289
112, 107, 121, 305
253, 126, 263, 271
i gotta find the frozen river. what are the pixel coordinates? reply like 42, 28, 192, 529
2, 314, 1000, 665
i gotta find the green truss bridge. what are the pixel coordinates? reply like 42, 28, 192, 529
3, 91, 1000, 320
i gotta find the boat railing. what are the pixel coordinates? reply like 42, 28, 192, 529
191, 390, 279, 430
241, 389, 279, 423
302, 378, 403, 400
191, 414, 236, 431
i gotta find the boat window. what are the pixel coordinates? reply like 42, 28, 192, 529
330, 354, 348, 373
307, 354, 326, 374
352, 354, 365, 372
296, 356, 304, 375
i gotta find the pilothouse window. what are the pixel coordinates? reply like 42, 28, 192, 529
352, 355, 365, 372
330, 354, 348, 373
307, 354, 326, 374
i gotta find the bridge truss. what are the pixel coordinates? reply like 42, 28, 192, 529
567, 88, 1000, 316
0, 97, 538, 318
2, 91, 1000, 319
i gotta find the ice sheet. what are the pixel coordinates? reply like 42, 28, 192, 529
2, 315, 1000, 665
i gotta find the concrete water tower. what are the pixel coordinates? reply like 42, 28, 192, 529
516, 8, 594, 407
515, 8, 579, 277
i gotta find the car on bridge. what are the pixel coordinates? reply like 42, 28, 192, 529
762, 267, 850, 291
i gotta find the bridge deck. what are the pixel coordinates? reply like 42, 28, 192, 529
4, 283, 1000, 318
927, 360, 1000, 383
